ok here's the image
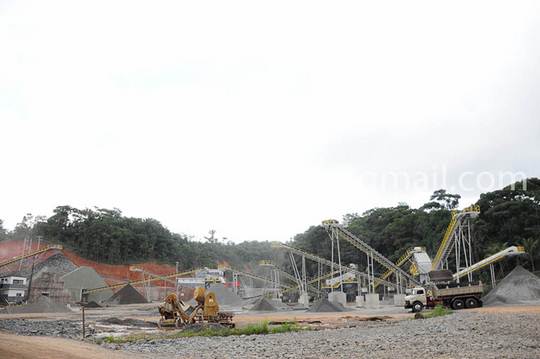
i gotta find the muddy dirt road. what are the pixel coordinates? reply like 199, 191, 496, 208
0, 331, 146, 359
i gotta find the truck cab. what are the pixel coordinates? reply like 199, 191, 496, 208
404, 287, 427, 312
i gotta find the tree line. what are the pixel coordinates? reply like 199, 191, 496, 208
0, 178, 538, 277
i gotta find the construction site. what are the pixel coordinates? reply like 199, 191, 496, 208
3, 0, 540, 357
0, 205, 538, 358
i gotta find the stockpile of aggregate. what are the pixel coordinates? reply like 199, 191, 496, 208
249, 297, 277, 311
33, 253, 77, 277
207, 284, 244, 306
1, 253, 76, 278
7, 296, 71, 314
483, 265, 540, 306
83, 301, 102, 308
307, 297, 345, 312
0, 319, 88, 339
106, 284, 148, 305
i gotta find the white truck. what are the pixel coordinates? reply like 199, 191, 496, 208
404, 283, 484, 312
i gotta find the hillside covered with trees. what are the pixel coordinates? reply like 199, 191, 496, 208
1, 179, 538, 275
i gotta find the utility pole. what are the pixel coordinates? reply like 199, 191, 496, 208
175, 262, 179, 295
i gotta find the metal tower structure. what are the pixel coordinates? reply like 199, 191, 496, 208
272, 242, 397, 289
321, 220, 421, 291
431, 205, 480, 283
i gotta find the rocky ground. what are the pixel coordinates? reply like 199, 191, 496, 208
0, 310, 538, 358
110, 311, 540, 359
0, 319, 88, 340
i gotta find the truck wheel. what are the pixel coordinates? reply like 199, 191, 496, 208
412, 302, 424, 313
465, 298, 479, 308
451, 299, 465, 310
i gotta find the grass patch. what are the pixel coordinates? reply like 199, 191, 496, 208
103, 321, 306, 344
422, 305, 453, 318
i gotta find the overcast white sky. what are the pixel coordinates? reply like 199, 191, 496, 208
1, 1, 539, 242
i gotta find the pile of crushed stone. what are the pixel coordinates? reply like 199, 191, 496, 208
83, 300, 102, 308
308, 297, 345, 312
0, 319, 88, 339
250, 297, 277, 311
106, 284, 148, 305
207, 284, 244, 306
33, 253, 77, 277
483, 265, 540, 306
6, 296, 71, 314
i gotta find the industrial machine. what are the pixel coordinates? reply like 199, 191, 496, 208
157, 287, 234, 328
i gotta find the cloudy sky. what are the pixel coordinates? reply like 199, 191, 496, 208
1, 1, 539, 242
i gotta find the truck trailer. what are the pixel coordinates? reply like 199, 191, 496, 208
404, 283, 483, 312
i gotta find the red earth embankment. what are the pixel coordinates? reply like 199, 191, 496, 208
0, 239, 178, 287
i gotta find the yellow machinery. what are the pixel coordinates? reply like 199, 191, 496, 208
157, 287, 234, 329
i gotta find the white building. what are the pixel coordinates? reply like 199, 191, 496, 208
0, 276, 28, 304
177, 268, 225, 288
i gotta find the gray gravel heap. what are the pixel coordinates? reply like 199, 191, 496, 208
249, 297, 277, 311
6, 296, 71, 314
114, 311, 540, 359
207, 284, 244, 306
483, 265, 540, 306
308, 297, 345, 312
0, 319, 90, 339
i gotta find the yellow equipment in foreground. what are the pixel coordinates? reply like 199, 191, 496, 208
157, 287, 234, 329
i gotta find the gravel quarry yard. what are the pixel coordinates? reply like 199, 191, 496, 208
1, 304, 539, 358
107, 310, 540, 359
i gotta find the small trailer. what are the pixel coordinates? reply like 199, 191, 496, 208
404, 283, 483, 312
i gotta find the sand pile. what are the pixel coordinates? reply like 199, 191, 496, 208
308, 297, 345, 312
106, 284, 148, 305
250, 297, 277, 311
7, 296, 70, 314
483, 265, 540, 306
207, 284, 244, 306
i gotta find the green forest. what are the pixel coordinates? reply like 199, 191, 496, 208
1, 178, 539, 278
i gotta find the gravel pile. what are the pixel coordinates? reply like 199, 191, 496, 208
483, 265, 540, 306
207, 284, 244, 306
84, 301, 102, 308
6, 296, 71, 314
0, 319, 89, 339
114, 311, 540, 358
1, 251, 75, 278
249, 297, 277, 311
308, 298, 345, 312
33, 253, 77, 278
106, 284, 148, 305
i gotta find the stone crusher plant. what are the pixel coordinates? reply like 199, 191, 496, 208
157, 287, 234, 328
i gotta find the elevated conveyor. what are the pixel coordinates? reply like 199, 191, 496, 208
321, 221, 421, 286
272, 242, 398, 289
432, 205, 480, 271
82, 269, 199, 295
453, 246, 525, 280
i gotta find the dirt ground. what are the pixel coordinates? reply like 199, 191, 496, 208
0, 331, 145, 359
0, 303, 538, 358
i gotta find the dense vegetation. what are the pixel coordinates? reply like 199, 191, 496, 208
289, 178, 540, 279
0, 207, 274, 271
1, 178, 538, 277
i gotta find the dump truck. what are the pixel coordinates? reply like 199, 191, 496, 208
404, 282, 484, 312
